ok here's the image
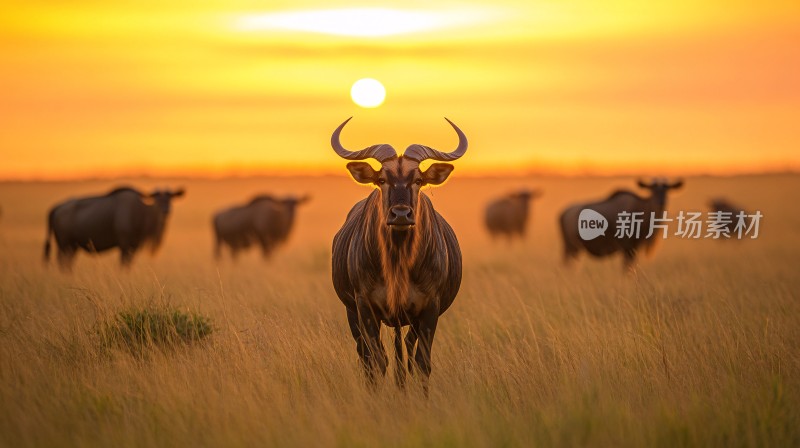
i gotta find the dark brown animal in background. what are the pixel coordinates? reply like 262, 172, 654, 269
559, 178, 683, 270
212, 195, 310, 260
44, 187, 185, 271
330, 117, 467, 392
708, 197, 749, 236
484, 189, 542, 241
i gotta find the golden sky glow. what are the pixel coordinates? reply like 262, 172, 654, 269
1, 1, 799, 179
235, 8, 497, 37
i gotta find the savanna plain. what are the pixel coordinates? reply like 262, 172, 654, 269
0, 174, 798, 447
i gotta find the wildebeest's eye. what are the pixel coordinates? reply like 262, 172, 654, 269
378, 179, 386, 185
414, 179, 423, 186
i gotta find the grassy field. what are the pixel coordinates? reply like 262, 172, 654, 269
0, 174, 798, 447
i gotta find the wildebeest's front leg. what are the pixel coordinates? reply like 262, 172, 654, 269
393, 325, 407, 388
213, 236, 222, 260
119, 246, 136, 268
410, 306, 439, 394
404, 328, 418, 374
347, 301, 387, 384
258, 236, 275, 260
622, 248, 637, 273
57, 246, 77, 272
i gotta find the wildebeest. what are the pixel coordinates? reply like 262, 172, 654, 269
212, 194, 310, 260
484, 189, 542, 240
330, 117, 467, 391
559, 178, 683, 270
44, 187, 185, 271
708, 197, 749, 236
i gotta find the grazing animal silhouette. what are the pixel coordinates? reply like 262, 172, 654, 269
484, 189, 542, 240
559, 179, 683, 270
212, 194, 310, 260
44, 187, 184, 271
708, 197, 750, 237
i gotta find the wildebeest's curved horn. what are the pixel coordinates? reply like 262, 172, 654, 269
331, 117, 397, 162
403, 118, 468, 162
637, 179, 653, 189
668, 179, 684, 189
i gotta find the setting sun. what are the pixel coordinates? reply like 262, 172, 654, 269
350, 78, 386, 108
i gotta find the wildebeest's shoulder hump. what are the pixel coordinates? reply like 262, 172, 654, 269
344, 191, 377, 221
248, 195, 275, 205
107, 186, 143, 197
419, 192, 436, 210
606, 189, 643, 201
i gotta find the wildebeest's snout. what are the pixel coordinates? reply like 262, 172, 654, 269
387, 205, 414, 227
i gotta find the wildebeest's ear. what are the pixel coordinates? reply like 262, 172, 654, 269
668, 179, 684, 190
346, 162, 378, 184
422, 163, 455, 185
171, 188, 186, 198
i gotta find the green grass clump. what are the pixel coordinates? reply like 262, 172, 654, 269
100, 306, 212, 351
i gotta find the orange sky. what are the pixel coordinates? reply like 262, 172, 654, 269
1, 0, 799, 180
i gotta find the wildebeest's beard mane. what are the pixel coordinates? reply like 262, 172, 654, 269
642, 194, 669, 255
142, 205, 168, 255
607, 189, 667, 255
359, 190, 430, 317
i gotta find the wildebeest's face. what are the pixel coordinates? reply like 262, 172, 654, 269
331, 117, 467, 232
147, 188, 185, 214
280, 195, 311, 210
637, 179, 683, 205
346, 157, 454, 230
510, 189, 543, 202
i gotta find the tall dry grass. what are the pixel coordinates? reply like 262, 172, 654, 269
0, 175, 798, 447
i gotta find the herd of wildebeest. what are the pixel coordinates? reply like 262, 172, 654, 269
10, 118, 750, 391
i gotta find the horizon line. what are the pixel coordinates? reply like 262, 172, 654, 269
1, 168, 797, 184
